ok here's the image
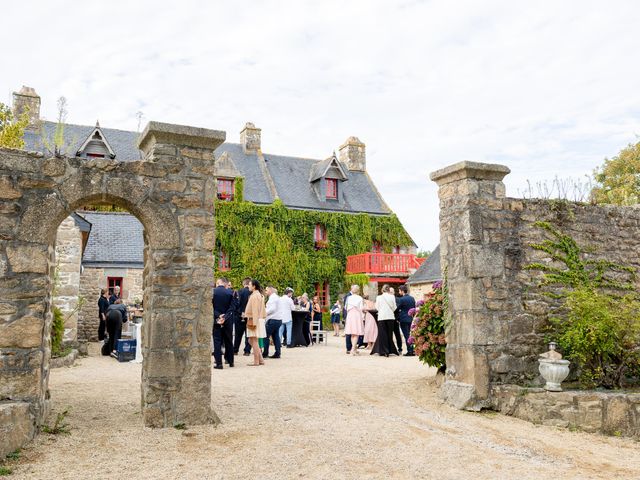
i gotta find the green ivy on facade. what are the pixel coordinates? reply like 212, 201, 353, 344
214, 198, 413, 300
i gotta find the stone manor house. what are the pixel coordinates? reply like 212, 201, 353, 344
12, 86, 419, 343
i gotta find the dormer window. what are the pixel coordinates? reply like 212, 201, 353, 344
217, 179, 235, 201
309, 153, 348, 203
314, 224, 328, 249
76, 121, 116, 159
326, 179, 338, 199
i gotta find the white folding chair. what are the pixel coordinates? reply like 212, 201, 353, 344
311, 319, 329, 345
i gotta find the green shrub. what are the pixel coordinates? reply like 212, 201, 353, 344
527, 221, 640, 389
553, 288, 640, 389
51, 306, 65, 357
410, 280, 446, 373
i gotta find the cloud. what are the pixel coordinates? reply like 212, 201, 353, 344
2, 0, 640, 249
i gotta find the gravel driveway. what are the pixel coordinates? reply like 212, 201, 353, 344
8, 340, 640, 479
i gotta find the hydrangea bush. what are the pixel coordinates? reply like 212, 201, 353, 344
409, 280, 446, 373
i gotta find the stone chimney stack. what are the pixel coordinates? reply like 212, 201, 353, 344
240, 122, 261, 154
12, 86, 41, 127
339, 136, 366, 171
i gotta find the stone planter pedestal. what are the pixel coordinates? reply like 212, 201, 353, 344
538, 342, 570, 392
538, 358, 570, 392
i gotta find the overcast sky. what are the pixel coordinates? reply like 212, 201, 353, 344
3, 1, 640, 250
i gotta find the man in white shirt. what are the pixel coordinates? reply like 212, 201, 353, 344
263, 286, 283, 359
278, 287, 295, 347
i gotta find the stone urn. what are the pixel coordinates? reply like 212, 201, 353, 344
538, 342, 570, 392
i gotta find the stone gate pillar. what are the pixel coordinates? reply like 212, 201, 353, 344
430, 161, 510, 410
137, 122, 224, 427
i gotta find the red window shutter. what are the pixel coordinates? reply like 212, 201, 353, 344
326, 179, 338, 199
324, 281, 330, 306
314, 224, 327, 242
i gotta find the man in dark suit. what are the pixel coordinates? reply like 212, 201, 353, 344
396, 285, 416, 356
212, 277, 235, 369
233, 277, 252, 356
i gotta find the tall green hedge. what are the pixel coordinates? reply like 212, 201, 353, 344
214, 199, 412, 299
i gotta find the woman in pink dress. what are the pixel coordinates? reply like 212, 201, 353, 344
344, 285, 364, 355
363, 298, 378, 349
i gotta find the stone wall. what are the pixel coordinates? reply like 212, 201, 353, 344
0, 121, 225, 459
53, 216, 82, 343
77, 266, 144, 341
431, 161, 640, 411
492, 385, 640, 438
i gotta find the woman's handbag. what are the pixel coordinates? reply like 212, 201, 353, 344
257, 318, 267, 339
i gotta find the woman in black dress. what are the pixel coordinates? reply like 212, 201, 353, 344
97, 289, 109, 341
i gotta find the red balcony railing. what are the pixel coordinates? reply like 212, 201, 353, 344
346, 253, 425, 275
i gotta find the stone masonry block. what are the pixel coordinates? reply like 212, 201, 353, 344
7, 244, 48, 274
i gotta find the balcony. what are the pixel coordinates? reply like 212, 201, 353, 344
346, 253, 425, 276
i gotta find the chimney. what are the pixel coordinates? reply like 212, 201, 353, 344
12, 86, 41, 128
339, 136, 366, 171
240, 122, 261, 153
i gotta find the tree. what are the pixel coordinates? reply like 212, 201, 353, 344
416, 249, 431, 258
591, 140, 640, 205
0, 102, 29, 149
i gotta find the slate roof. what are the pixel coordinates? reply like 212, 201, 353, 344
71, 212, 91, 233
79, 211, 144, 267
23, 121, 391, 215
407, 245, 441, 284
24, 121, 143, 160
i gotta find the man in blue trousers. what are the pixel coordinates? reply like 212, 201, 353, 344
396, 285, 416, 356
213, 277, 235, 369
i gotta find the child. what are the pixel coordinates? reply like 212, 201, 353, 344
330, 300, 342, 336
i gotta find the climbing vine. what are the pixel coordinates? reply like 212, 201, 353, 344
525, 221, 640, 389
214, 199, 413, 300
525, 221, 636, 297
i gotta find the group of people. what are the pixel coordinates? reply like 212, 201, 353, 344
96, 278, 417, 364
212, 276, 417, 367
212, 277, 336, 369
212, 277, 302, 368
97, 285, 129, 355
342, 283, 415, 357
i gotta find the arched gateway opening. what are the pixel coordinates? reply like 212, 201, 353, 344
0, 122, 225, 453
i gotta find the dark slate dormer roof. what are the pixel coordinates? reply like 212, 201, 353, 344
80, 211, 144, 268
24, 121, 390, 215
309, 154, 348, 182
407, 245, 441, 285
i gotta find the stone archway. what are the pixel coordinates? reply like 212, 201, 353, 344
0, 122, 225, 455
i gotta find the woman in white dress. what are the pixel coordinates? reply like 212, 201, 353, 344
344, 285, 364, 355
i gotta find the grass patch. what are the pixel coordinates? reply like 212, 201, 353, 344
4, 451, 19, 462
41, 409, 71, 435
173, 423, 187, 430
0, 466, 12, 476
51, 346, 73, 359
